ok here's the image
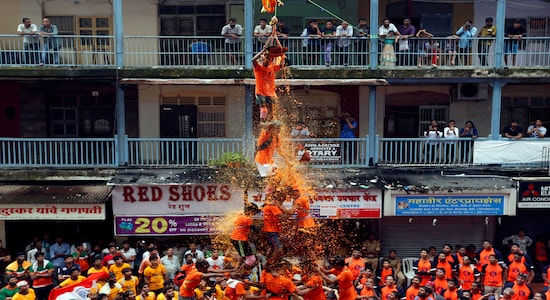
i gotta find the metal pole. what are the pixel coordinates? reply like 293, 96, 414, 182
114, 0, 127, 165
369, 0, 379, 70
490, 79, 503, 140
369, 86, 377, 165
244, 0, 254, 70
244, 85, 254, 159
495, 0, 506, 69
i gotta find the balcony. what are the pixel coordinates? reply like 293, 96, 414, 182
1, 35, 550, 70
0, 136, 547, 169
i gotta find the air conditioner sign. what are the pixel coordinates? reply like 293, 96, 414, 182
518, 181, 550, 208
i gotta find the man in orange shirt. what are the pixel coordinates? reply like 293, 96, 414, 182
433, 268, 448, 296
442, 280, 459, 300
380, 275, 404, 300
481, 254, 506, 295
504, 273, 532, 300
406, 276, 422, 300
456, 256, 480, 291
231, 203, 260, 275
252, 45, 284, 122
290, 188, 316, 258
179, 260, 218, 299
506, 253, 533, 284
262, 194, 287, 262
436, 252, 455, 280
255, 121, 282, 178
263, 262, 302, 300
377, 259, 396, 287
345, 249, 367, 280
414, 248, 435, 286
477, 240, 504, 267
318, 256, 358, 300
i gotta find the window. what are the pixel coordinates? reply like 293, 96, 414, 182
50, 106, 78, 137
160, 96, 226, 138
421, 13, 452, 37
501, 95, 550, 129
159, 4, 225, 36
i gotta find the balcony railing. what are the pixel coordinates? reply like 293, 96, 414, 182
0, 136, 547, 169
1, 34, 549, 68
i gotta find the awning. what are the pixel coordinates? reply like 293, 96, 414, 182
120, 78, 389, 86
0, 185, 111, 220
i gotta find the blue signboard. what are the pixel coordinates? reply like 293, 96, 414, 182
395, 195, 505, 216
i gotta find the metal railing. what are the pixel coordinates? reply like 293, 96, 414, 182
2, 34, 549, 68
378, 137, 480, 166
0, 136, 549, 169
126, 137, 245, 166
0, 137, 117, 167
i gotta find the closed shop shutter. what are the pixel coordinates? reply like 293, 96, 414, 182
379, 216, 496, 258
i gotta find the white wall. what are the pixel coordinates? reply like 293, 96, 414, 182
474, 0, 550, 27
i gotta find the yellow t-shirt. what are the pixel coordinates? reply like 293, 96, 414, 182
156, 293, 179, 300
109, 263, 131, 281
135, 292, 156, 300
11, 289, 36, 300
143, 264, 166, 291
87, 266, 109, 275
118, 276, 139, 294
59, 275, 86, 287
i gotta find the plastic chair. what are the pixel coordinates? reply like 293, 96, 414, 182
401, 257, 418, 287
190, 41, 211, 65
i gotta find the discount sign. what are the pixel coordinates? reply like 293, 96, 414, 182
115, 216, 222, 236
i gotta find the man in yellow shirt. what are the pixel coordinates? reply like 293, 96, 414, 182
11, 281, 36, 300
108, 256, 131, 281
118, 267, 139, 294
156, 285, 178, 300
56, 267, 86, 288
143, 255, 166, 295
88, 258, 109, 275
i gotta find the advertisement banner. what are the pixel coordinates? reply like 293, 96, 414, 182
394, 195, 505, 216
518, 181, 550, 208
296, 142, 341, 163
0, 204, 105, 220
115, 215, 222, 236
248, 189, 382, 219
111, 184, 243, 215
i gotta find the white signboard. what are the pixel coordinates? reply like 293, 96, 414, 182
112, 184, 244, 215
0, 204, 105, 220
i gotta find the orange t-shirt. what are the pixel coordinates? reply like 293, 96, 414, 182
294, 196, 315, 228
379, 267, 395, 283
511, 283, 531, 300
507, 253, 527, 264
253, 61, 280, 97
472, 290, 482, 300
443, 289, 459, 300
406, 286, 420, 300
337, 269, 358, 300
381, 285, 398, 300
345, 257, 366, 279
264, 273, 297, 300
507, 261, 529, 282
414, 258, 434, 286
436, 261, 454, 280
458, 265, 478, 291
180, 263, 196, 275
224, 279, 247, 300
434, 278, 448, 295
303, 275, 325, 300
179, 269, 203, 297
255, 130, 280, 165
361, 287, 377, 298
478, 248, 496, 266
482, 263, 504, 287
263, 204, 283, 233
231, 214, 252, 241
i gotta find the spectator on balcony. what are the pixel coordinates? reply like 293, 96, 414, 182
276, 19, 290, 47
17, 18, 39, 65
459, 121, 478, 163
443, 120, 459, 163
301, 20, 322, 65
445, 35, 459, 66
38, 18, 61, 66
221, 17, 243, 65
356, 17, 370, 65
425, 120, 442, 163
336, 21, 354, 66
505, 20, 526, 67
456, 20, 478, 66
379, 18, 400, 67
397, 17, 416, 66
526, 118, 546, 138
478, 17, 496, 67
321, 21, 336, 66
254, 18, 272, 53
503, 120, 523, 140
416, 29, 437, 67
291, 122, 310, 138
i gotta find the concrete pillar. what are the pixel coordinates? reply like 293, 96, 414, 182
490, 79, 503, 140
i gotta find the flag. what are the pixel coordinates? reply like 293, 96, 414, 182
48, 272, 109, 300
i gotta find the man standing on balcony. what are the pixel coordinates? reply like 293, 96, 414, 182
456, 20, 477, 66
336, 21, 353, 66
17, 18, 39, 64
254, 18, 272, 53
505, 20, 526, 67
38, 18, 61, 65
503, 120, 523, 140
527, 118, 546, 138
355, 17, 370, 66
478, 17, 496, 66
397, 17, 416, 66
221, 17, 243, 65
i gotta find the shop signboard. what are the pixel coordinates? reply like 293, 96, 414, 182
518, 181, 550, 208
295, 141, 341, 163
114, 215, 222, 236
0, 204, 105, 220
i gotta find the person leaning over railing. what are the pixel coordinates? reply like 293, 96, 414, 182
38, 18, 61, 65
221, 17, 243, 66
16, 17, 39, 65
456, 20, 478, 66
505, 20, 526, 67
355, 17, 370, 66
459, 120, 478, 164
397, 17, 416, 67
478, 17, 496, 67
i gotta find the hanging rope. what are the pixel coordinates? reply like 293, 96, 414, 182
306, 0, 359, 31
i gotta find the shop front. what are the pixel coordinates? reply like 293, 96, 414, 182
1, 184, 111, 252
381, 189, 517, 258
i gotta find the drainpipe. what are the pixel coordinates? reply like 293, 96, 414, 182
244, 0, 253, 70
369, 0, 379, 70
490, 79, 503, 140
495, 0, 506, 69
244, 85, 254, 160
114, 0, 127, 165
368, 86, 377, 165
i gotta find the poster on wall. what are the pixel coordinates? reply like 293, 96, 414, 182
295, 141, 341, 163
391, 194, 507, 216
248, 189, 382, 219
518, 181, 550, 208
114, 215, 222, 236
